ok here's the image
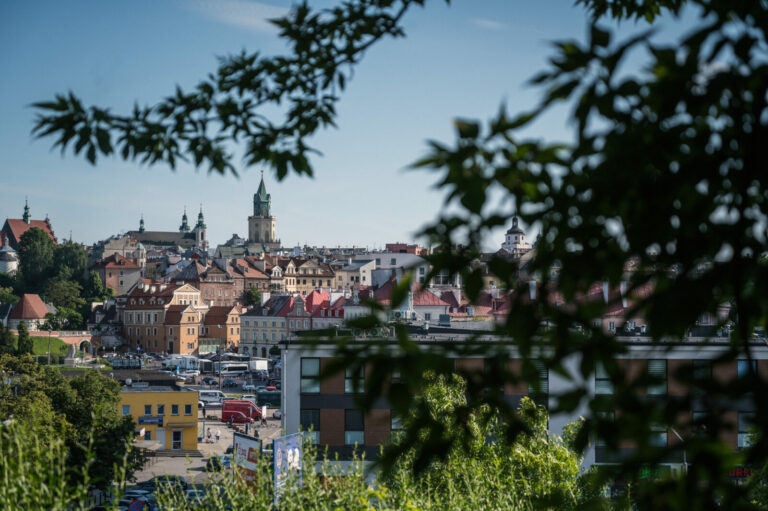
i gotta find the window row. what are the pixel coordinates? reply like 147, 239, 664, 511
121, 403, 193, 416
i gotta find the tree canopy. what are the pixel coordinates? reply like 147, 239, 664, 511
31, 0, 768, 507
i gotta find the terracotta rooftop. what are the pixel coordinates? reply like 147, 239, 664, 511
91, 253, 140, 270
3, 219, 56, 247
9, 293, 50, 320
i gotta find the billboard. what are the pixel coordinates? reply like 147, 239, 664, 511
273, 432, 303, 500
233, 432, 262, 483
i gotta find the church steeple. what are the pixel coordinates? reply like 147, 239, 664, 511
179, 207, 190, 232
23, 199, 30, 224
196, 204, 206, 229
253, 171, 271, 217
139, 214, 145, 233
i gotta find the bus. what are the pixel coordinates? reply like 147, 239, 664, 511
214, 362, 249, 376
162, 355, 199, 372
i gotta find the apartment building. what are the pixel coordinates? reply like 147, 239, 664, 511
281, 329, 768, 485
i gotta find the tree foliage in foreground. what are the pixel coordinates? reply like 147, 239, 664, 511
32, 0, 768, 507
0, 354, 144, 489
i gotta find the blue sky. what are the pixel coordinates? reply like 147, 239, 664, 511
0, 1, 694, 250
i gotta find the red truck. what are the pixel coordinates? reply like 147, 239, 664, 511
222, 400, 262, 424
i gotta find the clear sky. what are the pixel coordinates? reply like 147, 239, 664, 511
0, 1, 694, 250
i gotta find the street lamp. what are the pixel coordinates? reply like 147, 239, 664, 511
670, 427, 688, 475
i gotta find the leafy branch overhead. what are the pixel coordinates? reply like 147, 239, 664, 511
31, 1, 440, 178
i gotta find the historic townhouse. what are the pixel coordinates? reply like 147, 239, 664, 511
90, 253, 143, 296
121, 281, 203, 353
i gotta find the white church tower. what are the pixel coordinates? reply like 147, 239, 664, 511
501, 216, 531, 256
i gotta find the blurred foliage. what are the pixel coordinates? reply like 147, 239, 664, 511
31, 0, 768, 507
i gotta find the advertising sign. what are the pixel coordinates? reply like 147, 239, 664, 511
273, 433, 303, 500
233, 432, 262, 483
138, 417, 163, 425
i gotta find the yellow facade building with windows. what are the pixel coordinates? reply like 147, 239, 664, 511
120, 385, 199, 451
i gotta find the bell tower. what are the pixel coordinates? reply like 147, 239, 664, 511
248, 171, 278, 249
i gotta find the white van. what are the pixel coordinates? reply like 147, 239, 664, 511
199, 390, 226, 404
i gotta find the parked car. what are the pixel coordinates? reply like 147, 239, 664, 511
202, 376, 218, 385
255, 385, 268, 393
240, 394, 257, 404
185, 489, 207, 504
147, 475, 188, 490
223, 410, 254, 424
265, 385, 277, 391
272, 409, 282, 419
222, 378, 238, 388
242, 382, 256, 391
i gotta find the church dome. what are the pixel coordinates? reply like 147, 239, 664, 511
506, 216, 524, 235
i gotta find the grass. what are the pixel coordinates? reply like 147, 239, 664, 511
31, 336, 68, 356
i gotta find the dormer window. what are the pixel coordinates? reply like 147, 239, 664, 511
130, 299, 136, 305
139, 299, 145, 305
158, 299, 163, 304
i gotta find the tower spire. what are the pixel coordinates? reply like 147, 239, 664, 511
196, 203, 206, 229
179, 206, 190, 232
23, 198, 30, 224
139, 213, 145, 233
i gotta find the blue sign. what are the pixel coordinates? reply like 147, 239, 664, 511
273, 433, 303, 501
138, 417, 163, 425
128, 499, 144, 511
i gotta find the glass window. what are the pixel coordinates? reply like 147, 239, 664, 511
122, 405, 130, 416
738, 412, 755, 448
157, 404, 165, 416
171, 404, 179, 416
144, 405, 152, 416
391, 413, 403, 432
345, 366, 365, 394
300, 409, 320, 444
184, 404, 192, 416
647, 360, 667, 395
345, 409, 364, 445
304, 320, 308, 329
693, 360, 711, 394
595, 362, 613, 395
528, 360, 548, 395
301, 358, 320, 393
390, 258, 396, 265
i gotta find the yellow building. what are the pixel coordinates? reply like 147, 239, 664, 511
120, 385, 199, 451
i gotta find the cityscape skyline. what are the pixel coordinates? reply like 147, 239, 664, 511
0, 0, 603, 249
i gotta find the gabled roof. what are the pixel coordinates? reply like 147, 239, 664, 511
413, 285, 450, 307
3, 219, 56, 247
204, 305, 239, 325
163, 304, 192, 325
9, 294, 50, 320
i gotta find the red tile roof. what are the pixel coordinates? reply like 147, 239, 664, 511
91, 253, 140, 270
412, 284, 450, 307
3, 219, 56, 246
204, 305, 238, 325
9, 294, 49, 320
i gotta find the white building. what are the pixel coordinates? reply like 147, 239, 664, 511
501, 217, 531, 256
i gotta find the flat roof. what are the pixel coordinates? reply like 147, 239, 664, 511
121, 385, 196, 393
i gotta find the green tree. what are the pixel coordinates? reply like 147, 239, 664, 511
16, 321, 32, 355
245, 286, 261, 307
0, 324, 16, 355
83, 270, 113, 302
53, 241, 88, 284
384, 374, 583, 510
17, 227, 55, 290
31, 0, 768, 507
0, 286, 19, 305
0, 354, 146, 489
44, 278, 85, 311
